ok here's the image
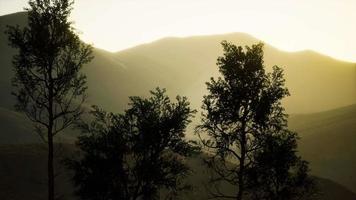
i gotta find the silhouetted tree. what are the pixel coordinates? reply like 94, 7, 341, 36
67, 88, 199, 200
6, 0, 93, 200
196, 41, 314, 200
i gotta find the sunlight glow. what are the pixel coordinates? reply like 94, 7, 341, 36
1, 0, 356, 62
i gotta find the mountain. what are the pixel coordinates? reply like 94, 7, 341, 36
114, 34, 356, 114
1, 12, 355, 114
289, 104, 356, 193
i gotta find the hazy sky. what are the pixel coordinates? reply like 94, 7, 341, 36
1, 0, 356, 62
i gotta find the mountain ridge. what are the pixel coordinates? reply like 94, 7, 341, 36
1, 12, 355, 65
115, 32, 356, 64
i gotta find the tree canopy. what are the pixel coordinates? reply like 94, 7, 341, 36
196, 41, 315, 200
67, 88, 199, 200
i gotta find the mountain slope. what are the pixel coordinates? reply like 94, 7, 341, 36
0, 107, 40, 144
0, 107, 78, 144
289, 104, 356, 193
1, 12, 355, 114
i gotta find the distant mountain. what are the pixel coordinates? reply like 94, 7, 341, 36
1, 12, 355, 114
289, 104, 356, 193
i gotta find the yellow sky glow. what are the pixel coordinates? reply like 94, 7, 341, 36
1, 0, 356, 62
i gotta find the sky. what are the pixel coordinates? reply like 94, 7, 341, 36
1, 0, 356, 62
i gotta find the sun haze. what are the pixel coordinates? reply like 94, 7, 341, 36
1, 0, 356, 62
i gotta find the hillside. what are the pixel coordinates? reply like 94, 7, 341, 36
289, 104, 356, 193
0, 107, 79, 144
1, 144, 355, 200
0, 107, 38, 144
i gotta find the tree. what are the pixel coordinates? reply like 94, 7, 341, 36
196, 41, 314, 200
6, 1, 93, 200
67, 88, 199, 200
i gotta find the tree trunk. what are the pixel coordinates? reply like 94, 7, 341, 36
48, 65, 54, 200
237, 132, 246, 200
48, 125, 54, 200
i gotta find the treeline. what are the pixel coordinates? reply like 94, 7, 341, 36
5, 0, 316, 200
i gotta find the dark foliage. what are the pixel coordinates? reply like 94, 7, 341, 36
67, 88, 200, 200
196, 41, 315, 200
246, 132, 316, 200
5, 0, 93, 199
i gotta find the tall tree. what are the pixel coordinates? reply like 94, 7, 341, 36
67, 88, 199, 200
6, 0, 93, 199
196, 41, 314, 200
